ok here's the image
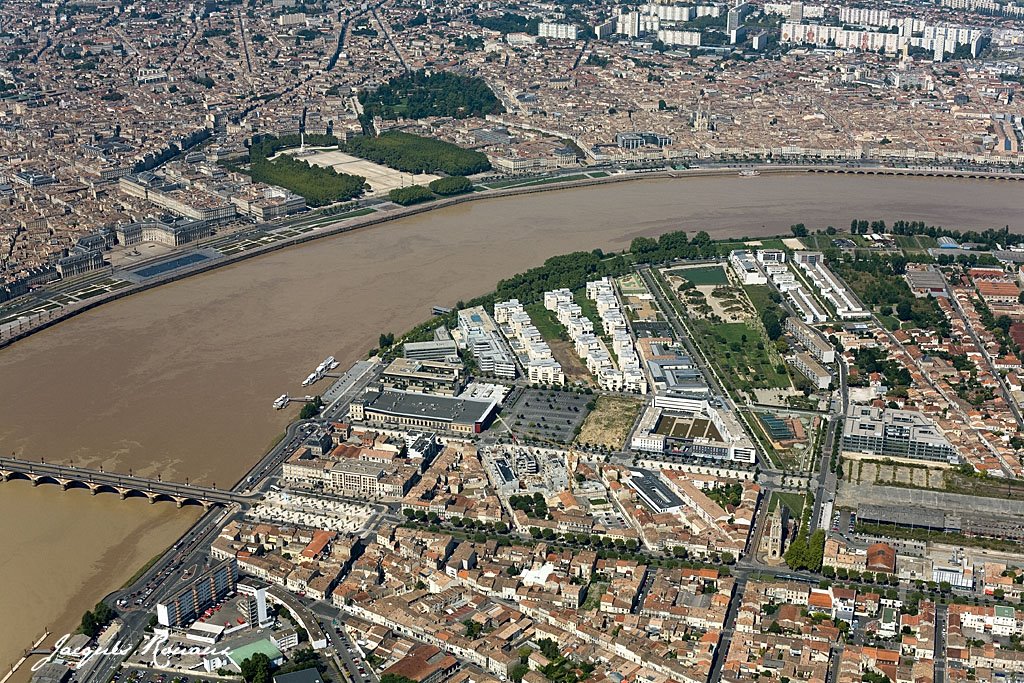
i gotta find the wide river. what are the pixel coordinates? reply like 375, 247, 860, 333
2, 174, 1024, 672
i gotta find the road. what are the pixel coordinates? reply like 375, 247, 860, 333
934, 603, 948, 683
946, 281, 1024, 429
80, 361, 379, 682
708, 573, 747, 683
809, 356, 846, 534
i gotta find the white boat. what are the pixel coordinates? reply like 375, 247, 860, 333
302, 372, 319, 386
738, 169, 760, 177
273, 394, 289, 409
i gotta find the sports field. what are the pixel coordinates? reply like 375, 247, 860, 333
667, 264, 728, 285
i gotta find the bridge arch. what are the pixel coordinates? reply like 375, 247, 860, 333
148, 492, 178, 505
62, 479, 91, 492
31, 474, 62, 488
90, 483, 121, 496
120, 488, 150, 501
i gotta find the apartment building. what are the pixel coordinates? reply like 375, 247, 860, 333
795, 252, 870, 320
156, 558, 238, 628
785, 317, 836, 363
791, 352, 832, 390
494, 299, 564, 386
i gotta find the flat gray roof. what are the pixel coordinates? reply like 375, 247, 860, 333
628, 468, 684, 512
362, 389, 495, 425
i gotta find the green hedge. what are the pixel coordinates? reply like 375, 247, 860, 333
388, 185, 435, 206
428, 176, 472, 195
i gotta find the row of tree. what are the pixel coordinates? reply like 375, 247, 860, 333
852, 219, 1024, 249
78, 601, 116, 638
343, 132, 490, 176
246, 134, 365, 207
629, 229, 721, 263
493, 250, 629, 305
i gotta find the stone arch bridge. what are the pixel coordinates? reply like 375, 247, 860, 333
0, 457, 250, 509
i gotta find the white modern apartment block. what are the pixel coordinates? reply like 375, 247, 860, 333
544, 285, 646, 393
752, 248, 829, 323
729, 250, 768, 285
794, 252, 870, 320
538, 22, 579, 39
785, 317, 836, 363
587, 278, 648, 394
494, 299, 565, 386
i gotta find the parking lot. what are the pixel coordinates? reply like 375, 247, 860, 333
506, 389, 592, 445
116, 668, 217, 683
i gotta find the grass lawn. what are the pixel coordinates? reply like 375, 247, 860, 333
575, 396, 643, 449
743, 285, 777, 314
770, 492, 807, 517
573, 287, 606, 335
525, 303, 567, 341
486, 174, 590, 190
894, 234, 938, 252
712, 238, 788, 254
697, 321, 791, 390
517, 174, 589, 187
581, 582, 608, 610
667, 264, 729, 285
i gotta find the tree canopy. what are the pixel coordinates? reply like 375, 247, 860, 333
388, 185, 435, 206
358, 69, 504, 123
240, 653, 273, 683
245, 134, 364, 206
428, 175, 473, 196
344, 132, 490, 176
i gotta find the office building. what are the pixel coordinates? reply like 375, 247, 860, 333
457, 307, 517, 379
403, 339, 459, 362
381, 357, 466, 396
842, 406, 960, 464
115, 218, 214, 247
57, 247, 104, 277
156, 558, 238, 628
729, 250, 767, 285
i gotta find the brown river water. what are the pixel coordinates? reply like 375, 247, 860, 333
3, 174, 1024, 672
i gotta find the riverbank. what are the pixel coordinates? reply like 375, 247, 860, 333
5, 172, 1024, 674
4, 163, 1024, 351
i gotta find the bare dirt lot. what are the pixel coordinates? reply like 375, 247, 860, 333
576, 395, 643, 450
550, 339, 595, 386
